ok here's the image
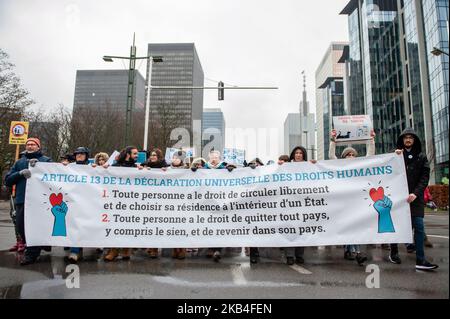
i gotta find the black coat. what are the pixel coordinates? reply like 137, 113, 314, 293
4, 151, 52, 205
143, 159, 168, 169
396, 128, 429, 218
113, 159, 137, 168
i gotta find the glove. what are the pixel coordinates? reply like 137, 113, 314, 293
227, 165, 236, 172
191, 167, 198, 172
20, 169, 31, 179
249, 163, 257, 170
29, 159, 38, 167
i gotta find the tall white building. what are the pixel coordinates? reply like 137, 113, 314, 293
284, 113, 315, 159
315, 42, 348, 160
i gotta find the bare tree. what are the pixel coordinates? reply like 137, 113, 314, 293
148, 101, 186, 151
0, 49, 34, 197
69, 102, 128, 155
25, 104, 72, 161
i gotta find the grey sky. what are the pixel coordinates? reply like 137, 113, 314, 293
0, 0, 350, 161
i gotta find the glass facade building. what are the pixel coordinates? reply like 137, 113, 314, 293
202, 108, 226, 156
321, 80, 346, 159
146, 43, 204, 153
341, 0, 449, 182
73, 70, 146, 111
422, 0, 449, 181
315, 42, 348, 160
345, 10, 366, 116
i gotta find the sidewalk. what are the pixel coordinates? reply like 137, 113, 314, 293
0, 200, 14, 251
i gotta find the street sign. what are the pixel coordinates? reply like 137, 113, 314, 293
9, 121, 29, 145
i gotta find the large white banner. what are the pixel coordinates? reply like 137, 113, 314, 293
25, 154, 413, 248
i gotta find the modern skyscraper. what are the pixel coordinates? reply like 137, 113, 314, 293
71, 69, 146, 150
315, 42, 348, 160
73, 70, 146, 112
299, 74, 316, 160
340, 0, 449, 182
421, 0, 449, 181
146, 43, 204, 154
284, 113, 315, 159
202, 108, 226, 157
284, 113, 301, 156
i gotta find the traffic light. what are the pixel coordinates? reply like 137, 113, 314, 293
218, 81, 224, 101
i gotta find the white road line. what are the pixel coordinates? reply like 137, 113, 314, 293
230, 265, 248, 285
289, 264, 312, 275
427, 235, 449, 239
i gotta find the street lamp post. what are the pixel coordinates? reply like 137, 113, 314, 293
103, 33, 163, 147
143, 56, 163, 151
431, 47, 449, 56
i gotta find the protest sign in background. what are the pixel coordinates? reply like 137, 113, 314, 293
223, 148, 246, 166
333, 115, 373, 143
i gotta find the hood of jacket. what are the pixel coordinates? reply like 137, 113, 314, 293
396, 128, 422, 154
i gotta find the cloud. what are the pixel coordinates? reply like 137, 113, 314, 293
0, 0, 350, 161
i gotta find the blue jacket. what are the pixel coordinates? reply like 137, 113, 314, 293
4, 151, 52, 205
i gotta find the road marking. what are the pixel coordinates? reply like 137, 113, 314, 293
427, 235, 449, 239
289, 264, 312, 275
230, 265, 247, 285
151, 276, 305, 288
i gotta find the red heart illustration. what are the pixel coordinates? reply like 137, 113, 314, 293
49, 193, 63, 206
369, 187, 384, 202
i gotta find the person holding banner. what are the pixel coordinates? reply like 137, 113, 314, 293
392, 129, 438, 271
103, 146, 142, 262
8, 187, 25, 253
329, 129, 375, 266
276, 155, 290, 261
169, 150, 188, 260
92, 152, 109, 168
143, 148, 169, 259
4, 137, 52, 265
143, 148, 169, 170
277, 155, 290, 165
246, 158, 265, 264
203, 150, 234, 262
65, 147, 90, 263
90, 152, 111, 256
190, 157, 206, 171
283, 146, 309, 265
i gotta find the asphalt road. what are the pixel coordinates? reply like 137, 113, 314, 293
0, 201, 448, 299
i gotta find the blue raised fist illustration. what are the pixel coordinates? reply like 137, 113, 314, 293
51, 201, 68, 237
373, 196, 395, 233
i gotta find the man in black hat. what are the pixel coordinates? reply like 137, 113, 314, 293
391, 128, 438, 271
